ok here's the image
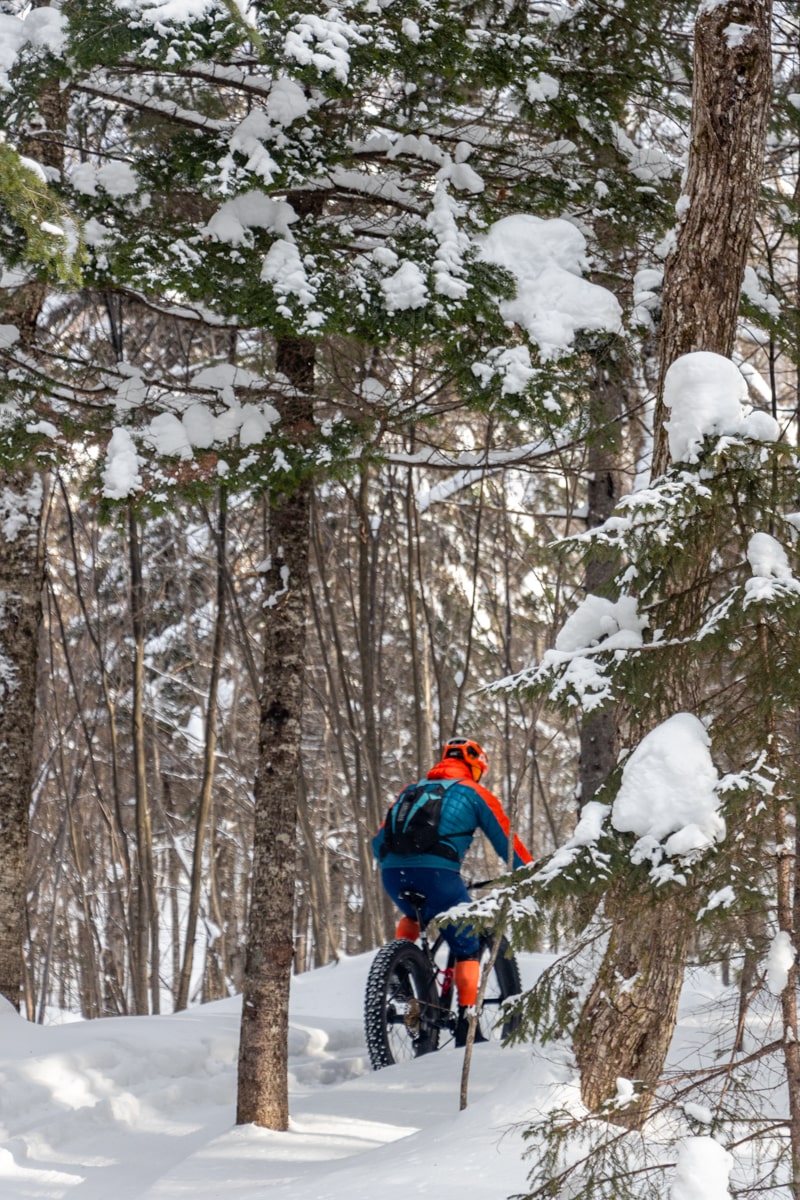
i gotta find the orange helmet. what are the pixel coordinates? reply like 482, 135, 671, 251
443, 736, 489, 782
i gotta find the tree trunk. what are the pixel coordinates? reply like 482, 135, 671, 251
574, 885, 694, 1125
128, 506, 159, 1014
0, 464, 45, 1009
578, 346, 626, 806
0, 79, 68, 1010
651, 0, 773, 476
176, 491, 227, 1011
236, 336, 313, 1130
575, 0, 774, 1127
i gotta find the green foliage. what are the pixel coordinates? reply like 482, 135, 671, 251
0, 143, 83, 285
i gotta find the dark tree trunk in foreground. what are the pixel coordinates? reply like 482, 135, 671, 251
651, 0, 773, 476
578, 345, 626, 806
0, 463, 45, 1008
0, 80, 67, 1010
236, 337, 313, 1130
576, 0, 773, 1126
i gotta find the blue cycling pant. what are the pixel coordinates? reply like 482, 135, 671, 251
380, 865, 480, 959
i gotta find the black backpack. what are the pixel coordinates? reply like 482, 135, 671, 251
380, 780, 460, 861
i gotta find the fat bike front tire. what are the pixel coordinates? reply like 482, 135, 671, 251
364, 939, 440, 1070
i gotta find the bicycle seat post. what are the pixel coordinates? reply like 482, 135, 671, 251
398, 888, 429, 951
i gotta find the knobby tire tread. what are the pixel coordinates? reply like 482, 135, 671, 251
364, 939, 440, 1070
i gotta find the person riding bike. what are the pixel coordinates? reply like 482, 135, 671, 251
372, 736, 532, 1046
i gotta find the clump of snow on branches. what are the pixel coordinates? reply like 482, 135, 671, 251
102, 429, 143, 499
284, 12, 367, 83
663, 351, 778, 463
475, 214, 622, 360
612, 713, 725, 876
745, 532, 800, 605
525, 594, 647, 712
765, 930, 796, 996
670, 1136, 733, 1200
0, 7, 66, 91
381, 260, 429, 312
539, 714, 727, 888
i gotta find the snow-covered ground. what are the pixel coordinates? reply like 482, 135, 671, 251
0, 950, 740, 1200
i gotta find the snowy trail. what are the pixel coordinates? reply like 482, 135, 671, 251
0, 950, 743, 1200
0, 953, 554, 1200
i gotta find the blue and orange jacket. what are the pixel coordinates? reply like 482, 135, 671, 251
372, 757, 533, 872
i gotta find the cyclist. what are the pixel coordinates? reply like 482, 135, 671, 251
372, 736, 533, 1046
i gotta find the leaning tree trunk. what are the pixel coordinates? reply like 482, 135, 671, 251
575, 0, 773, 1127
651, 0, 773, 477
236, 336, 313, 1130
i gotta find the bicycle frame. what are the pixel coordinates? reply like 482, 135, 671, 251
399, 889, 459, 1034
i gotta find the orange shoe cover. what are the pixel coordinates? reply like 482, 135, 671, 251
455, 959, 480, 1008
395, 916, 420, 941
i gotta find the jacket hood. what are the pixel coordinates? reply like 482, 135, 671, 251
427, 758, 474, 782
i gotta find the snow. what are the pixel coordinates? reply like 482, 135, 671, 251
742, 533, 800, 606
102, 428, 143, 499
671, 1136, 733, 1200
261, 239, 322, 325
747, 532, 792, 580
380, 260, 429, 312
0, 953, 548, 1200
0, 476, 43, 542
742, 265, 781, 317
283, 14, 366, 83
526, 73, 559, 102
69, 161, 139, 197
612, 713, 726, 862
476, 214, 623, 360
0, 8, 66, 91
662, 352, 779, 463
520, 593, 647, 714
401, 17, 421, 43
0, 948, 760, 1200
266, 77, 310, 126
427, 186, 471, 299
228, 113, 279, 184
555, 593, 646, 654
204, 193, 298, 246
766, 930, 796, 996
114, 0, 216, 28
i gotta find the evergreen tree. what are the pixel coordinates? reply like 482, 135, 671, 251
506, 352, 800, 1196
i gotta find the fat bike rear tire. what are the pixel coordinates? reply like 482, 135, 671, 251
364, 939, 440, 1070
476, 935, 522, 1042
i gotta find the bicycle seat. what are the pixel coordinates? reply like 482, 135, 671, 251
398, 888, 427, 909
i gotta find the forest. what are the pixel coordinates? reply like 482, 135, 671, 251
1, 0, 799, 1194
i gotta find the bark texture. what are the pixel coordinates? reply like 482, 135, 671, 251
579, 349, 627, 805
574, 888, 694, 1125
651, 0, 773, 476
236, 337, 313, 1130
0, 76, 69, 1009
575, 0, 774, 1128
0, 466, 45, 1008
